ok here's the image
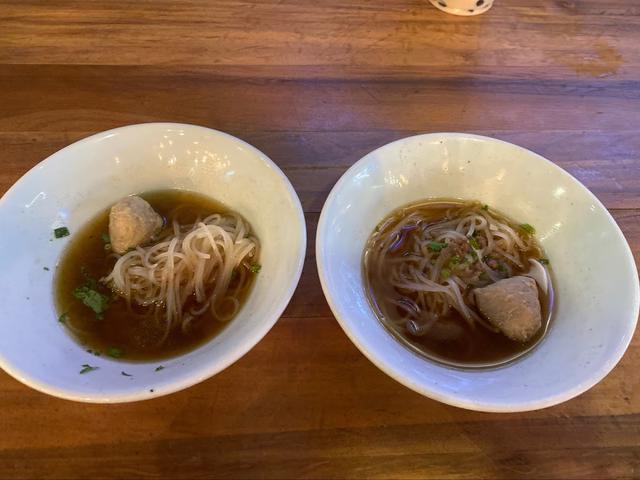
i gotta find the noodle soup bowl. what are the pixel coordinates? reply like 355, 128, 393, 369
0, 123, 306, 402
316, 133, 639, 412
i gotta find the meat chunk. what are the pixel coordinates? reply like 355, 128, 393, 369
109, 195, 163, 254
474, 276, 542, 342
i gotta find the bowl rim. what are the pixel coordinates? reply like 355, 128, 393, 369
316, 131, 639, 412
0, 122, 307, 403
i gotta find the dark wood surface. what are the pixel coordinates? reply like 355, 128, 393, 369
1, 1, 639, 478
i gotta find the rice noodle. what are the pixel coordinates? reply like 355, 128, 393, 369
103, 212, 259, 344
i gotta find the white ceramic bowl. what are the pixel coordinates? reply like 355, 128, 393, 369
0, 123, 306, 403
316, 133, 639, 412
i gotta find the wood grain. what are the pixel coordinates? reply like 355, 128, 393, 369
0, 1, 639, 479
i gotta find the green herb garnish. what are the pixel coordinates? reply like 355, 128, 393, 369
80, 266, 99, 290
54, 227, 70, 239
482, 204, 489, 211
448, 255, 462, 267
468, 236, 480, 250
427, 241, 448, 252
441, 268, 452, 280
498, 263, 508, 274
539, 258, 550, 265
58, 312, 69, 323
155, 366, 165, 372
250, 264, 262, 274
520, 223, 536, 235
107, 347, 122, 358
79, 364, 98, 374
479, 272, 490, 282
43, 267, 50, 271
121, 371, 132, 377
73, 286, 110, 319
101, 233, 112, 250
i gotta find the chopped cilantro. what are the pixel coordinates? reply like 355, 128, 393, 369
155, 366, 165, 372
448, 255, 462, 267
427, 241, 447, 252
468, 236, 481, 250
441, 268, 452, 280
80, 266, 99, 290
539, 258, 550, 265
54, 227, 70, 238
79, 364, 98, 374
482, 204, 489, 211
250, 264, 262, 274
520, 223, 536, 235
121, 371, 132, 377
58, 312, 69, 323
107, 347, 122, 358
73, 285, 110, 319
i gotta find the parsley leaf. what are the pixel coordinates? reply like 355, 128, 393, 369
448, 255, 462, 268
520, 223, 536, 235
427, 241, 447, 252
482, 204, 489, 211
249, 264, 262, 274
73, 286, 110, 319
468, 236, 481, 250
79, 364, 98, 374
54, 227, 70, 239
107, 347, 123, 358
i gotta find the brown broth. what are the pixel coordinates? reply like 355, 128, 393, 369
363, 199, 553, 368
54, 190, 257, 362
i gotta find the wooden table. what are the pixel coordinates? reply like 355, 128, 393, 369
1, 1, 639, 478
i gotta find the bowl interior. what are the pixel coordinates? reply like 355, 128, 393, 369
317, 133, 638, 412
0, 123, 305, 402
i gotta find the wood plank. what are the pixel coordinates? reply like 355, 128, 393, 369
2, 0, 639, 75
2, 127, 640, 210
0, 310, 637, 478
